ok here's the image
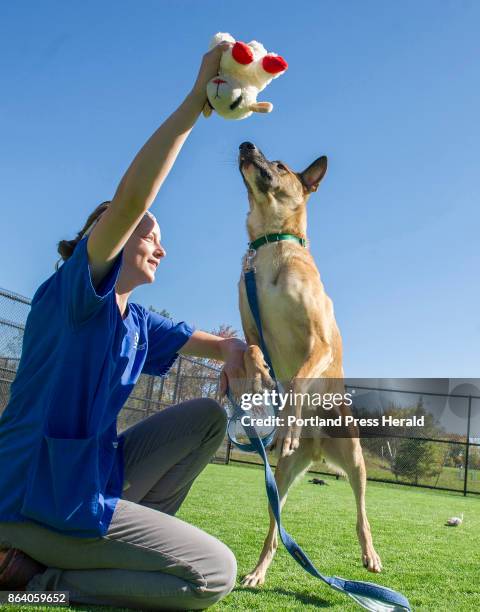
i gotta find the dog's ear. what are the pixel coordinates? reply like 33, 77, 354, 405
299, 156, 328, 193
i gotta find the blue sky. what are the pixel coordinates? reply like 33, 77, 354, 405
1, 1, 479, 377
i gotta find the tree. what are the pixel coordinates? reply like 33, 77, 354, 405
210, 324, 240, 340
360, 397, 445, 467
445, 439, 466, 468
148, 305, 172, 319
468, 446, 480, 471
392, 438, 443, 484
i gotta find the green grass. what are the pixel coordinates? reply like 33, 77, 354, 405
4, 462, 479, 611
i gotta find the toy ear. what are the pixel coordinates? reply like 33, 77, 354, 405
202, 100, 213, 118
232, 41, 254, 65
249, 102, 273, 113
300, 156, 328, 192
262, 54, 288, 74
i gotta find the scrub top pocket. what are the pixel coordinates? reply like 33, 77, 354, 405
21, 434, 104, 534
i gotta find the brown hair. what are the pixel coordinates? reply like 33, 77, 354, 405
55, 201, 110, 270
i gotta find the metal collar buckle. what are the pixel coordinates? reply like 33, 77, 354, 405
243, 248, 257, 273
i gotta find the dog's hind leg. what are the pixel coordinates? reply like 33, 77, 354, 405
321, 437, 382, 573
242, 441, 313, 587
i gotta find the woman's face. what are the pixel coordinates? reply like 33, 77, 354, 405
121, 213, 166, 286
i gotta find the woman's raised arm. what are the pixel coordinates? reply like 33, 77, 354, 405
87, 42, 230, 286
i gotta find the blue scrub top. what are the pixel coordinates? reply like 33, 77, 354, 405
0, 236, 194, 537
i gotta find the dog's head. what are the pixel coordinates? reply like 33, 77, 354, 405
238, 142, 327, 236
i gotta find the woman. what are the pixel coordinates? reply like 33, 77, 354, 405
0, 41, 244, 610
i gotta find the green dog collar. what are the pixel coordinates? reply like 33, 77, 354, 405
248, 233, 307, 251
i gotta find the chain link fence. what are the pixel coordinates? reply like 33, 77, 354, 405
0, 287, 228, 464
119, 355, 230, 463
228, 385, 480, 497
1, 286, 479, 494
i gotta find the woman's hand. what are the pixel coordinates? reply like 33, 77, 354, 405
179, 332, 248, 396
219, 339, 248, 397
190, 41, 232, 106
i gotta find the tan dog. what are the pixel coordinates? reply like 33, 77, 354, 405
236, 141, 382, 587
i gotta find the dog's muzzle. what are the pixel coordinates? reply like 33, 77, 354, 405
238, 142, 273, 190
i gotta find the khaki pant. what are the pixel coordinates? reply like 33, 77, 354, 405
0, 398, 236, 610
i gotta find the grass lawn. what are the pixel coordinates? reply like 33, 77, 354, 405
4, 462, 479, 611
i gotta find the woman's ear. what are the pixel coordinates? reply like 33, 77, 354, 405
299, 156, 328, 192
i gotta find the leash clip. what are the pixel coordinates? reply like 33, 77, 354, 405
243, 248, 257, 273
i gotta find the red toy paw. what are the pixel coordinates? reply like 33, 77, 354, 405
232, 41, 254, 65
262, 54, 288, 74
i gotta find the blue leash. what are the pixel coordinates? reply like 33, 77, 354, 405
226, 268, 411, 612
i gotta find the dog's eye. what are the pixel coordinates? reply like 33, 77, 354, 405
276, 163, 286, 171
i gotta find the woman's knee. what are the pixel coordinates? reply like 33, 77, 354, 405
216, 542, 237, 598
195, 542, 237, 607
194, 398, 227, 437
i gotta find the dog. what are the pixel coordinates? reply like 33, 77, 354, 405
236, 141, 382, 587
308, 478, 328, 485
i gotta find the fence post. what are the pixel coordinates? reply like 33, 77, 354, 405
158, 376, 165, 406
145, 375, 154, 418
172, 356, 182, 404
213, 370, 231, 464
463, 396, 472, 497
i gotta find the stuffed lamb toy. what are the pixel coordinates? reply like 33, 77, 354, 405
204, 32, 288, 120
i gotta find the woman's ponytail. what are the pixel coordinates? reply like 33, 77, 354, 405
55, 201, 110, 270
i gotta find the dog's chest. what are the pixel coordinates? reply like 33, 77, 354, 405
252, 245, 317, 306
240, 246, 321, 380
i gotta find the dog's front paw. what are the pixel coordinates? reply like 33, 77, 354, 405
275, 426, 301, 457
244, 345, 274, 394
242, 568, 266, 588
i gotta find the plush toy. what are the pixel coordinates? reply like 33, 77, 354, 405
204, 32, 288, 120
